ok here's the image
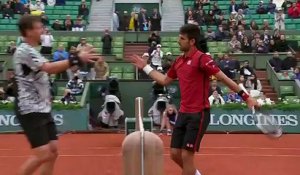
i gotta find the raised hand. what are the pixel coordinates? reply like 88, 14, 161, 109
78, 46, 103, 63
126, 54, 148, 69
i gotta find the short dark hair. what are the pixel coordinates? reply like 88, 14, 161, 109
179, 24, 200, 45
18, 15, 42, 37
179, 24, 208, 52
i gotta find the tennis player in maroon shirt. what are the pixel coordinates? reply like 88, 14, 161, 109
128, 24, 259, 175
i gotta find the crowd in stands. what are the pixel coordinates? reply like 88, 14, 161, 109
269, 51, 300, 80
0, 0, 89, 31
113, 7, 162, 32
185, 0, 293, 54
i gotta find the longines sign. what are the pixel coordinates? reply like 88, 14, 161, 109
0, 109, 299, 133
0, 109, 88, 132
207, 109, 300, 133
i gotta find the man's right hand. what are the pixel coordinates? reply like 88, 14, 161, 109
78, 46, 102, 63
127, 54, 148, 69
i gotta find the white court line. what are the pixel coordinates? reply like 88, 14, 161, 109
0, 146, 300, 151
0, 153, 300, 158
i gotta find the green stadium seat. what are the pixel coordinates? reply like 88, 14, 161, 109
115, 53, 124, 59
94, 47, 102, 54
123, 65, 135, 73
162, 47, 171, 53
110, 65, 123, 73
209, 47, 219, 53
279, 86, 294, 98
169, 37, 178, 42
7, 25, 17, 30
113, 48, 123, 54
110, 72, 122, 79
171, 48, 181, 55
207, 42, 217, 47
86, 37, 94, 42
286, 24, 297, 30
69, 36, 80, 42
122, 73, 135, 80
161, 37, 169, 42
113, 41, 123, 47
92, 42, 102, 48
8, 35, 17, 41
170, 42, 178, 48
114, 37, 124, 42
0, 19, 10, 24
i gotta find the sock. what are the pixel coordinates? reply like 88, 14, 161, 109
195, 169, 201, 175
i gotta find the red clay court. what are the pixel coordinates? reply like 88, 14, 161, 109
0, 133, 299, 175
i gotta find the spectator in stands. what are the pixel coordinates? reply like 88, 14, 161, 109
209, 79, 223, 96
30, 0, 45, 11
269, 51, 283, 72
268, 39, 277, 52
273, 29, 281, 41
52, 19, 63, 30
63, 15, 74, 31
293, 66, 300, 80
94, 58, 109, 80
251, 32, 261, 50
194, 0, 202, 10
229, 35, 242, 53
256, 39, 268, 53
239, 19, 250, 30
212, 2, 222, 15
238, 75, 250, 93
195, 9, 206, 26
40, 11, 49, 26
101, 29, 113, 55
241, 36, 252, 53
40, 28, 54, 55
2, 4, 14, 19
215, 25, 226, 41
77, 37, 92, 51
240, 60, 255, 78
120, 11, 130, 31
219, 54, 237, 79
128, 12, 138, 31
276, 34, 289, 52
279, 70, 291, 80
14, 0, 23, 14
288, 2, 300, 18
236, 9, 244, 22
249, 20, 259, 31
274, 8, 285, 30
281, 0, 292, 14
209, 90, 225, 105
223, 89, 242, 103
229, 0, 239, 14
282, 51, 297, 70
248, 74, 262, 94
162, 52, 173, 73
150, 8, 161, 31
66, 46, 79, 79
267, 0, 276, 14
185, 10, 196, 24
113, 11, 120, 31
205, 10, 216, 25
205, 27, 215, 41
261, 30, 271, 46
64, 74, 84, 96
6, 41, 16, 55
159, 104, 178, 136
239, 0, 250, 14
261, 20, 272, 30
1, 72, 15, 102
53, 45, 69, 62
138, 8, 149, 31
236, 25, 245, 41
148, 31, 161, 47
72, 16, 85, 31
22, 4, 31, 15
215, 14, 226, 26
150, 44, 163, 70
78, 0, 89, 20
257, 1, 267, 14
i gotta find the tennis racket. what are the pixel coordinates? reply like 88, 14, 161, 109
252, 107, 283, 138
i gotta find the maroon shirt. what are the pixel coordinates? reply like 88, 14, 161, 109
167, 48, 220, 113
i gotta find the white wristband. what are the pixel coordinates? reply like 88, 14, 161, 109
143, 65, 154, 75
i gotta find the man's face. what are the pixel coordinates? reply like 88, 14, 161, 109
26, 22, 44, 42
81, 39, 86, 44
178, 34, 193, 52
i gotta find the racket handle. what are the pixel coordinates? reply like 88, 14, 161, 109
251, 106, 256, 114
